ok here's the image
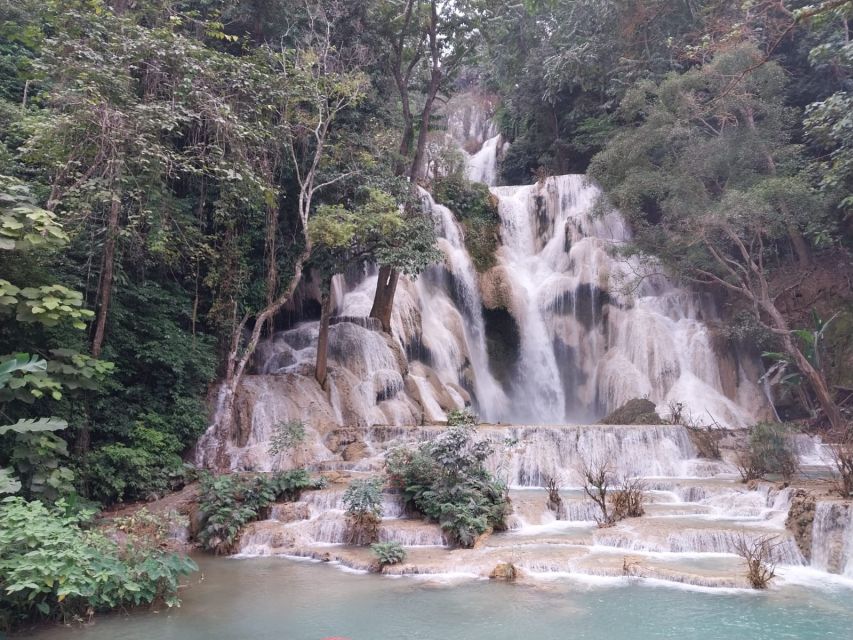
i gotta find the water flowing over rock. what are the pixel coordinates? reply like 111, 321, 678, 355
194, 97, 770, 473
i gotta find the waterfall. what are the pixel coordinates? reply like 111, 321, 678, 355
417, 190, 509, 421
811, 501, 853, 574
194, 91, 767, 475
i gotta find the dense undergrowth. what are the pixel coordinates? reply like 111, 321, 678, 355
0, 497, 197, 632
196, 470, 326, 554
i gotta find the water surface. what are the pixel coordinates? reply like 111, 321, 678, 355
28, 556, 853, 640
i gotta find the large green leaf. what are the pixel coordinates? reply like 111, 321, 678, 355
0, 417, 68, 435
0, 354, 47, 387
0, 467, 21, 494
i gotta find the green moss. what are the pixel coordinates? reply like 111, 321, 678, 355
824, 305, 853, 390
432, 176, 501, 273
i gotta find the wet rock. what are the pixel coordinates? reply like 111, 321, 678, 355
785, 489, 816, 561
479, 265, 513, 310
489, 562, 518, 581
599, 398, 663, 425
326, 428, 360, 452
342, 442, 368, 462
271, 502, 310, 523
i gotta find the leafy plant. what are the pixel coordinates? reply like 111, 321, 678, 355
446, 407, 478, 427
196, 470, 323, 554
343, 477, 384, 546
0, 497, 197, 631
268, 419, 306, 457
370, 541, 406, 570
386, 425, 508, 547
433, 175, 501, 272
736, 423, 800, 482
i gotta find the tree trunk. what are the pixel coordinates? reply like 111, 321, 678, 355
409, 87, 439, 184
216, 247, 311, 433
91, 192, 120, 359
369, 265, 399, 333
315, 291, 333, 388
263, 200, 278, 336
763, 299, 844, 430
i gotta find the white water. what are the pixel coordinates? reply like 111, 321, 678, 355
226, 423, 853, 587
194, 94, 770, 475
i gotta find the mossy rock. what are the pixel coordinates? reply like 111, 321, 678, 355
599, 398, 664, 425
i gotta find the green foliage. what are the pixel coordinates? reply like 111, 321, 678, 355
432, 175, 500, 272
8, 431, 74, 500
0, 496, 197, 631
196, 470, 322, 554
386, 425, 508, 547
370, 541, 406, 567
268, 419, 307, 458
446, 407, 478, 427
309, 187, 440, 285
343, 477, 384, 546
0, 175, 67, 251
737, 423, 800, 482
86, 426, 187, 504
343, 477, 384, 518
763, 310, 840, 390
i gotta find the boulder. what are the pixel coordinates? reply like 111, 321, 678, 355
599, 398, 664, 425
489, 562, 518, 581
271, 502, 311, 523
785, 489, 816, 561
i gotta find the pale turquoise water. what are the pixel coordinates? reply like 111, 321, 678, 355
28, 556, 853, 640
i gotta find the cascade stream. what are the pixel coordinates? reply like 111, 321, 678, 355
193, 94, 853, 587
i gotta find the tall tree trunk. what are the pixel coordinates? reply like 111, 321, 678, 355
763, 304, 845, 430
263, 200, 278, 336
91, 191, 120, 359
369, 265, 399, 333
216, 247, 311, 433
315, 290, 333, 388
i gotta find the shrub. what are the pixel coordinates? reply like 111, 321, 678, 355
734, 534, 778, 589
86, 425, 187, 504
0, 497, 197, 631
370, 541, 406, 571
578, 462, 646, 526
196, 470, 322, 554
611, 477, 646, 519
268, 420, 306, 458
545, 476, 563, 515
446, 407, 478, 427
386, 424, 509, 547
343, 477, 383, 546
829, 438, 853, 497
736, 423, 799, 482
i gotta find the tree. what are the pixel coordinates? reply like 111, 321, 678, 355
368, 0, 477, 332
211, 4, 368, 432
308, 186, 439, 386
0, 175, 110, 496
589, 44, 846, 430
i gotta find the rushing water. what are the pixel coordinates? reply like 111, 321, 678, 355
27, 556, 853, 640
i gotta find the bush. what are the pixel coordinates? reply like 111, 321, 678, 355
734, 534, 778, 589
370, 541, 406, 571
86, 425, 187, 504
268, 420, 306, 458
736, 423, 800, 482
343, 477, 383, 546
197, 470, 322, 554
0, 497, 197, 631
447, 407, 478, 427
386, 425, 509, 547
